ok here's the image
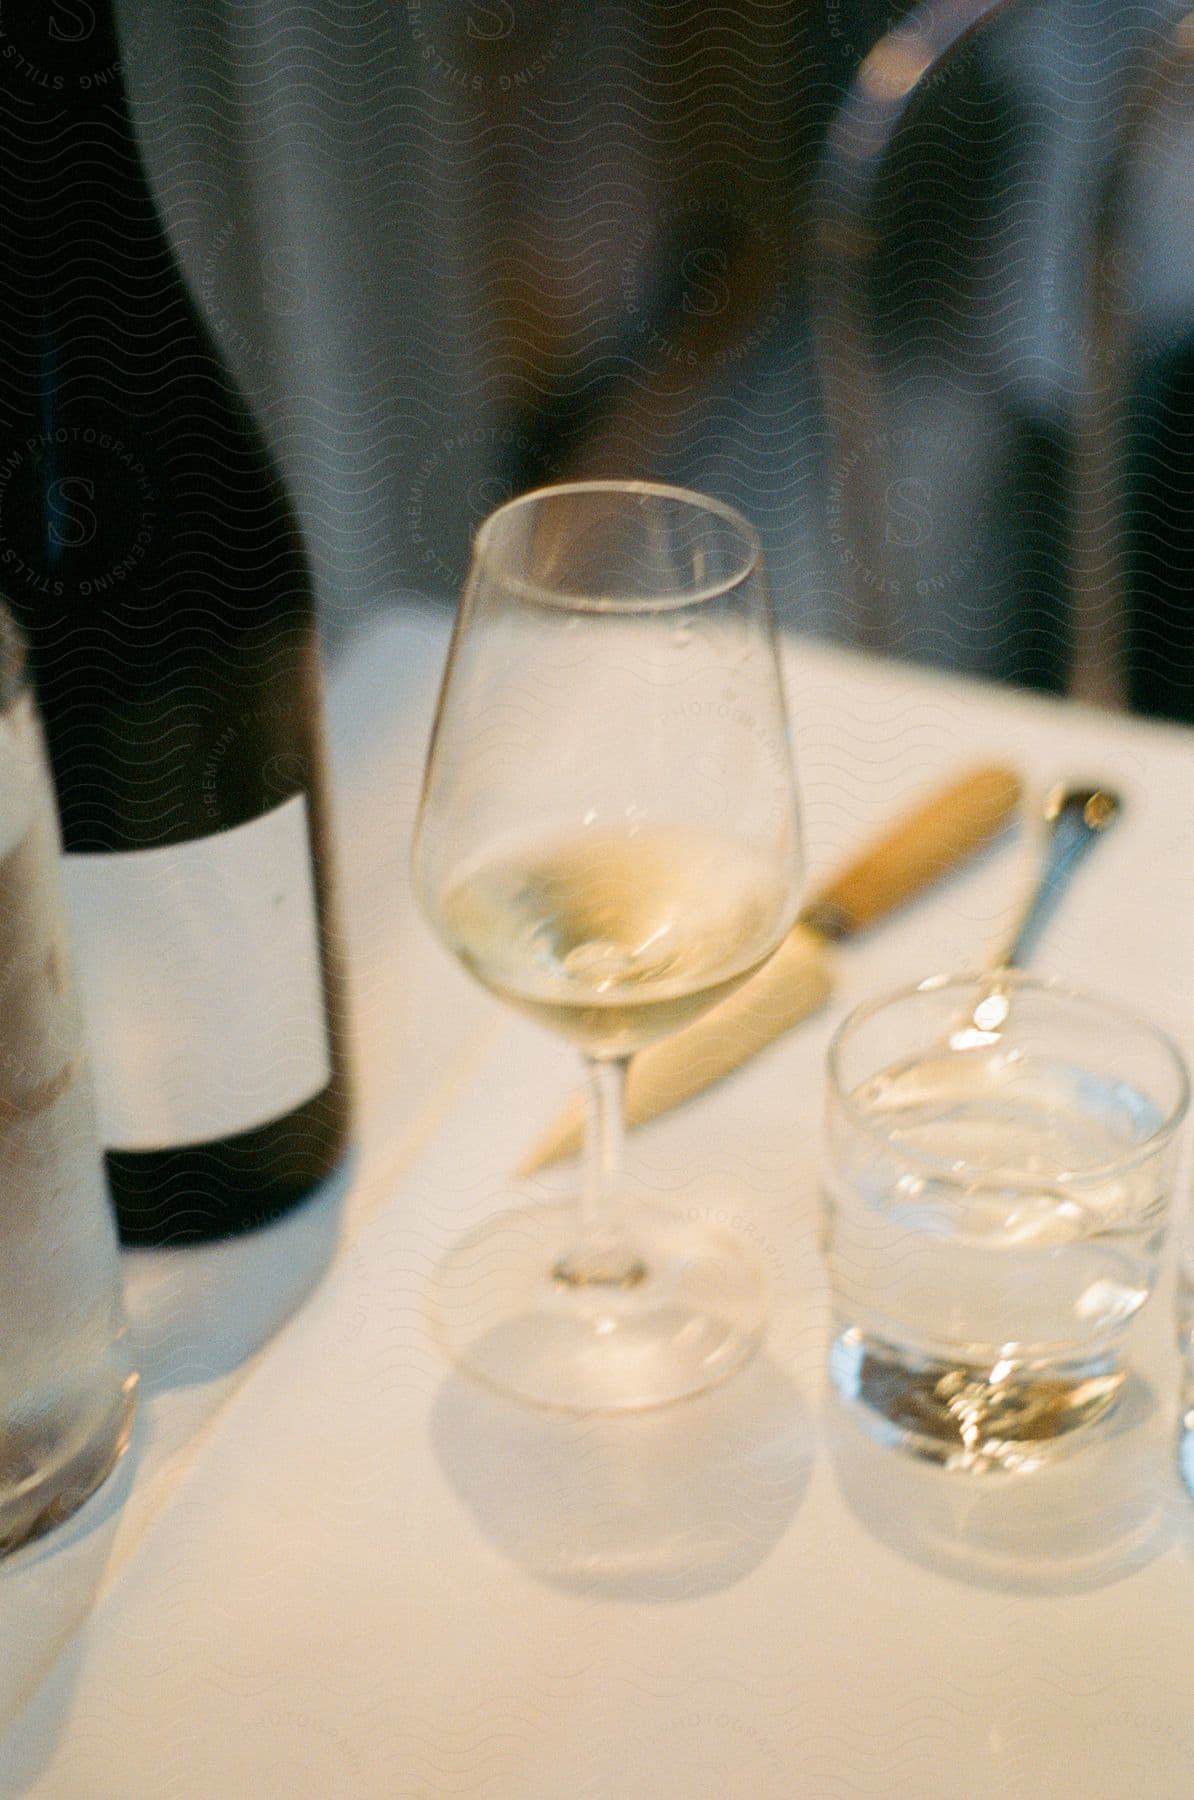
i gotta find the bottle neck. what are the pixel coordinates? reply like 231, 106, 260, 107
0, 1, 169, 296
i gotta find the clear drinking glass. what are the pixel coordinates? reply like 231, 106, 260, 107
413, 481, 803, 1411
823, 971, 1188, 1472
0, 608, 136, 1553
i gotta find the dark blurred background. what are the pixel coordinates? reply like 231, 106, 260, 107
123, 0, 1194, 720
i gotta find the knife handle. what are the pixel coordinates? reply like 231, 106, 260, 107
801, 764, 1022, 940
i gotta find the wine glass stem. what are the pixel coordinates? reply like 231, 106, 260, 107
554, 1054, 646, 1289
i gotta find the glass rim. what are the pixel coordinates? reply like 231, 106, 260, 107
469, 479, 764, 614
826, 968, 1191, 1184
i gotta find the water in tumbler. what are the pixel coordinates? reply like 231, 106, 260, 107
824, 1047, 1169, 1465
828, 1053, 1164, 1355
0, 697, 134, 1551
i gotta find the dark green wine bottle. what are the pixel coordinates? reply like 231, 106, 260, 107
0, 0, 351, 1243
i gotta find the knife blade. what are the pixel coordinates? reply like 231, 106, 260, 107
516, 763, 1022, 1174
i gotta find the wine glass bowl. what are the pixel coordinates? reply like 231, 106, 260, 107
413, 481, 802, 1412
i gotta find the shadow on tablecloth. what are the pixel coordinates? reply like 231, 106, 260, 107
824, 1376, 1182, 1596
120, 1152, 357, 1396
430, 1350, 812, 1601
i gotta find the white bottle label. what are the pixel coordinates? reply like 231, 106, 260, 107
61, 794, 331, 1151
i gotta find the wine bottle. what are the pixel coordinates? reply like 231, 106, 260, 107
0, 1, 350, 1243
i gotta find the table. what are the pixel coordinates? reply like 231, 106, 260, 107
2, 600, 1193, 1799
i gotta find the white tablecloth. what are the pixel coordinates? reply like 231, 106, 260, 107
3, 602, 1194, 1799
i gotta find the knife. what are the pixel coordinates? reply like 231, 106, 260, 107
516, 763, 1022, 1173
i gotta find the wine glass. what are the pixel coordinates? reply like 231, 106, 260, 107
412, 481, 803, 1411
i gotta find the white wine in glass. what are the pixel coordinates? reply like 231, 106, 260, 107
438, 821, 793, 1057
413, 480, 803, 1411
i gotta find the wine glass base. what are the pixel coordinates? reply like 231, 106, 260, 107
428, 1201, 768, 1413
